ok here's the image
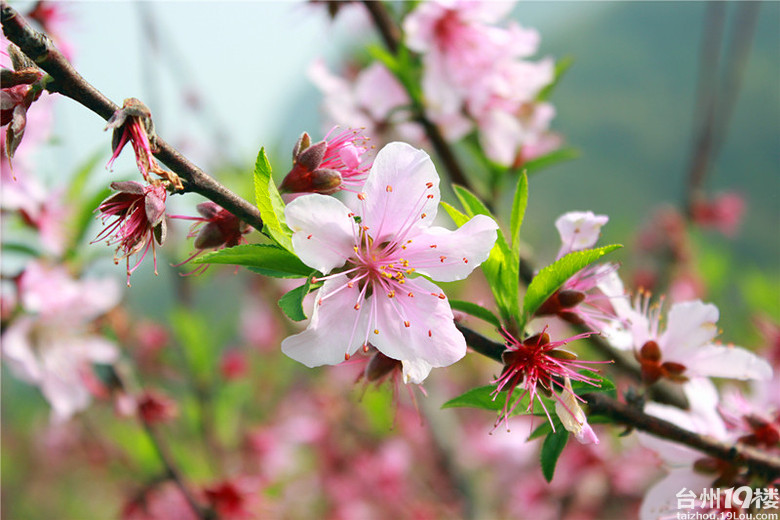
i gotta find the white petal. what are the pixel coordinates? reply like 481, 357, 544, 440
281, 277, 367, 367
555, 211, 609, 257
554, 378, 599, 445
285, 194, 356, 274
639, 402, 719, 464
359, 143, 440, 244
77, 337, 120, 364
401, 359, 432, 384
686, 344, 773, 381
40, 346, 92, 422
403, 215, 498, 282
660, 301, 719, 356
639, 468, 713, 520
1, 317, 43, 383
371, 277, 466, 368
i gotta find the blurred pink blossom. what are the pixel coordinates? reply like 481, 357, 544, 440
1, 261, 121, 422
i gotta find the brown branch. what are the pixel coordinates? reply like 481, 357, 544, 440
361, 0, 472, 191
585, 392, 780, 481
455, 323, 780, 479
0, 3, 263, 231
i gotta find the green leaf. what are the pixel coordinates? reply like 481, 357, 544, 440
452, 185, 519, 323
522, 244, 622, 321
528, 421, 555, 441
440, 201, 469, 227
540, 429, 569, 482
278, 277, 321, 322
69, 186, 111, 252
449, 300, 501, 329
194, 244, 313, 278
522, 147, 580, 175
442, 385, 501, 411
537, 55, 574, 102
253, 147, 293, 252
2, 241, 41, 257
509, 171, 528, 256
571, 370, 616, 398
66, 148, 105, 203
169, 308, 216, 383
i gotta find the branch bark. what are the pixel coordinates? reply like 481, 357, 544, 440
0, 2, 264, 231
456, 323, 780, 480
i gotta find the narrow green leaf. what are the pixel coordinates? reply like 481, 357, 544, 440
528, 422, 554, 441
453, 185, 493, 219
66, 148, 105, 203
169, 308, 215, 382
449, 300, 501, 328
440, 201, 469, 227
540, 429, 569, 482
253, 148, 293, 252
452, 185, 519, 322
571, 370, 616, 397
194, 244, 313, 278
537, 55, 574, 102
522, 147, 580, 175
69, 186, 111, 252
522, 244, 622, 320
509, 171, 528, 255
278, 278, 320, 322
442, 385, 501, 411
2, 242, 41, 257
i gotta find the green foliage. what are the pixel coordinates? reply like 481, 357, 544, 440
450, 185, 520, 325
537, 55, 575, 101
194, 243, 313, 278
278, 277, 322, 322
449, 300, 501, 328
509, 171, 529, 257
522, 244, 622, 325
522, 147, 580, 175
540, 429, 569, 482
253, 147, 293, 252
169, 308, 218, 384
441, 385, 503, 411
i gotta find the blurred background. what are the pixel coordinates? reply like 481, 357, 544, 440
2, 1, 778, 518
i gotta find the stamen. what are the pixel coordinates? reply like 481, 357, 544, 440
357, 193, 366, 200
386, 185, 393, 192
363, 344, 369, 353
345, 353, 350, 361
404, 321, 410, 328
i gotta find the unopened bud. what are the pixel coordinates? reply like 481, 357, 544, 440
310, 168, 343, 193
557, 290, 586, 308
639, 340, 661, 362
292, 132, 311, 159
296, 140, 327, 171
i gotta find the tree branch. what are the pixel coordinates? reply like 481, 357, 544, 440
585, 392, 780, 481
361, 0, 472, 191
0, 2, 263, 231
456, 323, 779, 479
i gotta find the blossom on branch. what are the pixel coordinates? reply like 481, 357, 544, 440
93, 181, 168, 286
1, 262, 121, 422
105, 98, 183, 189
491, 327, 605, 443
281, 142, 498, 381
279, 127, 373, 194
170, 202, 250, 273
620, 297, 772, 384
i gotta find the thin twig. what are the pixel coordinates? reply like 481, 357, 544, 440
361, 0, 472, 191
585, 392, 780, 481
0, 3, 263, 231
454, 323, 780, 478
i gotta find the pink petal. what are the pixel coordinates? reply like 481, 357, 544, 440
1, 317, 43, 384
402, 215, 498, 282
285, 194, 355, 274
555, 211, 609, 257
686, 344, 773, 381
371, 277, 466, 368
401, 359, 432, 385
360, 142, 440, 244
660, 300, 719, 357
281, 277, 367, 367
639, 468, 713, 520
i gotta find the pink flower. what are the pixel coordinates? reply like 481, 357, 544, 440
137, 390, 178, 424
203, 478, 262, 520
308, 60, 422, 143
624, 298, 772, 384
1, 262, 121, 422
281, 142, 497, 380
279, 127, 373, 194
555, 211, 610, 258
491, 327, 605, 442
691, 191, 746, 237
170, 202, 250, 273
93, 181, 167, 286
